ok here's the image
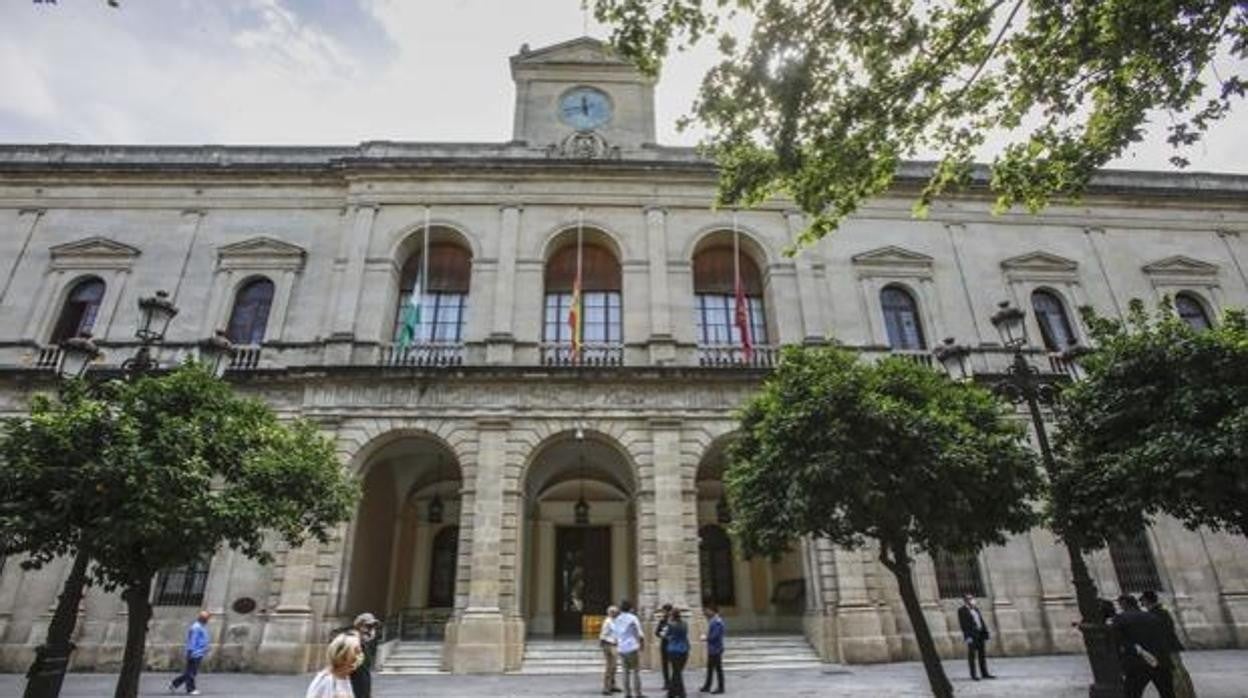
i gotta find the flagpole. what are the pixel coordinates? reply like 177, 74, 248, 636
423, 206, 431, 344
576, 208, 584, 363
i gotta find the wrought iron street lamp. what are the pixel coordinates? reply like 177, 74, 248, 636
934, 300, 1124, 698
198, 330, 236, 380
56, 334, 101, 380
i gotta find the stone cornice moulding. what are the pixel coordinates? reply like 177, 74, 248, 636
48, 236, 140, 271
216, 236, 307, 272
851, 245, 935, 280
1141, 254, 1220, 288
1000, 250, 1080, 283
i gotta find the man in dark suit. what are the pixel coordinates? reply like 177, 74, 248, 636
1114, 594, 1176, 698
957, 594, 994, 680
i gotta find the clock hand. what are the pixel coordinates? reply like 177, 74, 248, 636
581, 95, 588, 116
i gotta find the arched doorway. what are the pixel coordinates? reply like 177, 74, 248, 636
522, 431, 638, 637
696, 437, 806, 631
344, 434, 463, 638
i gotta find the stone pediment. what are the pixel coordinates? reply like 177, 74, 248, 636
852, 246, 934, 267
1000, 251, 1079, 273
1142, 255, 1218, 277
49, 236, 140, 270
217, 236, 306, 271
511, 37, 629, 66
851, 246, 934, 279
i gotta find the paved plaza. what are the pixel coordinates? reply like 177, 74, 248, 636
3, 650, 1246, 697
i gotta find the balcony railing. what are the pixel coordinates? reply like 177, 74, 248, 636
696, 344, 779, 368
34, 345, 63, 371
892, 349, 934, 369
228, 344, 263, 371
539, 342, 624, 367
379, 342, 465, 367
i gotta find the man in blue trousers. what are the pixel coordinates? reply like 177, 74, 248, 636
169, 610, 211, 695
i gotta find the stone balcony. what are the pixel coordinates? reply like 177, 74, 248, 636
0, 339, 1076, 381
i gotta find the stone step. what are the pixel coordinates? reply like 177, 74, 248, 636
515, 634, 824, 674
377, 641, 447, 675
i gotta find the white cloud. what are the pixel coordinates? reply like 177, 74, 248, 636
0, 0, 1242, 173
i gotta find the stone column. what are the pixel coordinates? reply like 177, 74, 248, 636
532, 520, 555, 635
450, 419, 509, 673
487, 205, 522, 364
644, 206, 676, 363
327, 204, 378, 363
611, 519, 630, 605
256, 539, 320, 672
649, 420, 694, 609
833, 547, 890, 663
784, 210, 827, 343
0, 208, 44, 333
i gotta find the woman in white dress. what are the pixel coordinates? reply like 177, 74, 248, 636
306, 632, 363, 698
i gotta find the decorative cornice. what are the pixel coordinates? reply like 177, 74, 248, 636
48, 236, 140, 271
217, 236, 307, 272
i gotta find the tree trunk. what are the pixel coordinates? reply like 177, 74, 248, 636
23, 549, 90, 698
113, 578, 152, 698
881, 540, 954, 698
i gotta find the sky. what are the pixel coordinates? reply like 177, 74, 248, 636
2, 0, 1245, 174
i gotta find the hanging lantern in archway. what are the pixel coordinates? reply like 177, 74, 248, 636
428, 492, 444, 524
574, 495, 590, 525
716, 494, 732, 524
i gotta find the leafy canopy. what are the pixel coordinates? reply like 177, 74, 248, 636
1052, 299, 1248, 545
0, 364, 358, 589
591, 1, 1247, 245
726, 346, 1042, 559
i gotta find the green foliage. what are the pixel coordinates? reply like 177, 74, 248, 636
726, 345, 1041, 560
0, 364, 359, 589
1052, 299, 1248, 545
591, 0, 1247, 245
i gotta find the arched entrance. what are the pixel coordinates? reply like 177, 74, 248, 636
697, 437, 806, 632
522, 431, 638, 637
343, 433, 463, 638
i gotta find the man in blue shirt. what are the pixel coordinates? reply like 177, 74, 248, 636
169, 610, 211, 695
700, 605, 725, 694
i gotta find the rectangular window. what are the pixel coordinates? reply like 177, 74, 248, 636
394, 291, 468, 344
1109, 529, 1163, 594
153, 558, 211, 607
544, 291, 621, 344
933, 549, 986, 599
695, 294, 766, 346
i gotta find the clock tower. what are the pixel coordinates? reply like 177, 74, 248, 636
510, 37, 657, 157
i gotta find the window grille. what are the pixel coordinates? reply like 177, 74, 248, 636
1109, 529, 1163, 594
153, 558, 211, 606
933, 549, 985, 599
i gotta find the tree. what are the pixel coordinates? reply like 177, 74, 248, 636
591, 1, 1247, 244
0, 380, 124, 698
726, 347, 1041, 698
0, 365, 358, 698
1051, 299, 1248, 546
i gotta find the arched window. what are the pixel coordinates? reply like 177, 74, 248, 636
932, 549, 985, 599
51, 277, 105, 343
226, 277, 275, 345
395, 243, 471, 343
693, 245, 767, 346
1109, 528, 1162, 594
699, 525, 736, 607
544, 242, 622, 344
1175, 293, 1212, 331
1031, 290, 1076, 352
427, 525, 459, 608
880, 285, 926, 350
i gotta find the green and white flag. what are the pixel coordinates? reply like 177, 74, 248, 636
397, 280, 422, 350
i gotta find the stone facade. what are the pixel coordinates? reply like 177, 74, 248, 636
0, 37, 1247, 675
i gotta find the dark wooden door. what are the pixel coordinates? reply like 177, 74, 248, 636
554, 526, 612, 636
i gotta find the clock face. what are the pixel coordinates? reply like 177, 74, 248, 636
558, 87, 612, 130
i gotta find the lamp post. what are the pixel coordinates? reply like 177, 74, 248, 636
25, 291, 233, 698
934, 301, 1122, 698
